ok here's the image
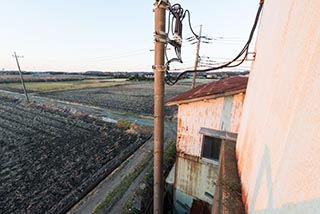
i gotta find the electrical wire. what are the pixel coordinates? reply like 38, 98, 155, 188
164, 2, 201, 84
184, 10, 199, 39
165, 2, 184, 83
165, 1, 264, 86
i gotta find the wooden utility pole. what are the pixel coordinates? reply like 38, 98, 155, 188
191, 25, 202, 88
13, 52, 29, 102
153, 0, 166, 213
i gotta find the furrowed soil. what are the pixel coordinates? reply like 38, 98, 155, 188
0, 80, 191, 214
0, 96, 151, 214
37, 82, 190, 116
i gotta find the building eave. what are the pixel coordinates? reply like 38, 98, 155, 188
166, 89, 246, 106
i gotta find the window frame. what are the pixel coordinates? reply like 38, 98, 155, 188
199, 128, 237, 165
201, 135, 222, 164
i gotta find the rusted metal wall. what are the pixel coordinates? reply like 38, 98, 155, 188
236, 0, 320, 213
174, 93, 245, 206
175, 154, 218, 204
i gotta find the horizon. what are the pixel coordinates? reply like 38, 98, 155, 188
1, 0, 258, 72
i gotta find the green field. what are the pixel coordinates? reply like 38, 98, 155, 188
2, 81, 127, 92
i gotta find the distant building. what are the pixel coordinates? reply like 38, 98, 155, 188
165, 76, 248, 213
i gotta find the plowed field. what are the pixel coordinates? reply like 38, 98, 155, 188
0, 96, 150, 214
38, 82, 190, 116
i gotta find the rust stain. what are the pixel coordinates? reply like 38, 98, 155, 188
166, 76, 248, 105
175, 154, 215, 204
176, 152, 200, 162
241, 183, 249, 212
190, 199, 211, 214
174, 152, 179, 191
237, 131, 251, 213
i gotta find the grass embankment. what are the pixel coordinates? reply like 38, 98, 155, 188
93, 152, 152, 214
123, 142, 176, 214
93, 142, 176, 214
3, 81, 126, 92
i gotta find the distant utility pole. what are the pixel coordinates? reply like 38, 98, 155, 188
13, 52, 29, 102
191, 25, 202, 88
153, 0, 166, 213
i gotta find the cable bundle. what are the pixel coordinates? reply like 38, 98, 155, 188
164, 1, 264, 86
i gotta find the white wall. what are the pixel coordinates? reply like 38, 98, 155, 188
236, 0, 320, 213
173, 93, 245, 205
177, 93, 245, 157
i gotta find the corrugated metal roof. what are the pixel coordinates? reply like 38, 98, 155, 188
166, 76, 248, 106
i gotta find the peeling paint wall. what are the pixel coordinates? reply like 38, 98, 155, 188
176, 93, 245, 157
173, 93, 245, 207
236, 0, 320, 213
175, 154, 218, 204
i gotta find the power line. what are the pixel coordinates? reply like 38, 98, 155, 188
165, 1, 264, 86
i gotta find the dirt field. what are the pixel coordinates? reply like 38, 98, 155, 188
0, 96, 151, 214
38, 82, 190, 116
0, 80, 191, 213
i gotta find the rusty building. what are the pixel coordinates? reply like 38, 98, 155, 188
166, 76, 248, 213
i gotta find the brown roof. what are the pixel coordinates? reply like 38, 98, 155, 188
166, 76, 248, 106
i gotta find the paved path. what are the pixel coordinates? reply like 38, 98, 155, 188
108, 121, 177, 214
67, 121, 176, 214
67, 136, 155, 214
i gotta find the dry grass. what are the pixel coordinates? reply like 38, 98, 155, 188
3, 81, 127, 92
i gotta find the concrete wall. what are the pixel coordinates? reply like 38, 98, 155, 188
176, 93, 245, 157
236, 0, 320, 213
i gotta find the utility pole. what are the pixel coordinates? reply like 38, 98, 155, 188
191, 24, 202, 88
153, 0, 166, 213
13, 52, 29, 102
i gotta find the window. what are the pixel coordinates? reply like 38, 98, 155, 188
202, 136, 222, 162
199, 128, 237, 163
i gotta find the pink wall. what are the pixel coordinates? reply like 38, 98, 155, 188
236, 0, 320, 213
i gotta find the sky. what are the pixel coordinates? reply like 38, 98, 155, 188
0, 0, 260, 72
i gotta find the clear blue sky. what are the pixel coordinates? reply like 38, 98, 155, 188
0, 0, 259, 72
